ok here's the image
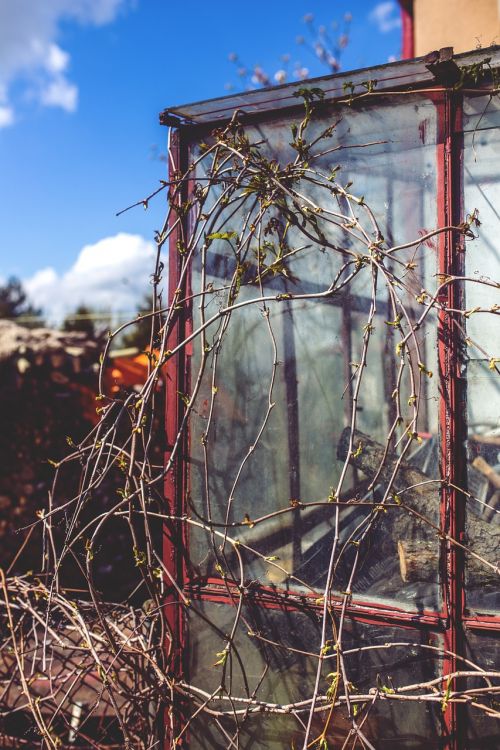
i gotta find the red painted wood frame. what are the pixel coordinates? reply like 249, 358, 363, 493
164, 87, 499, 750
436, 88, 466, 750
164, 128, 189, 744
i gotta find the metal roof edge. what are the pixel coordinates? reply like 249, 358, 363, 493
159, 45, 500, 128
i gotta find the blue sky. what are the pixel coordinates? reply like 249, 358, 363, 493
0, 0, 402, 321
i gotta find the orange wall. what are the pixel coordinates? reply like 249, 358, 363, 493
414, 0, 500, 56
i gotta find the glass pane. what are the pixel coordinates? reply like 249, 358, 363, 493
463, 94, 500, 614
463, 629, 500, 749
185, 600, 443, 749
187, 715, 298, 750
186, 94, 441, 611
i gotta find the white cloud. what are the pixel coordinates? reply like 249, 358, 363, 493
369, 2, 402, 34
0, 82, 14, 127
24, 233, 158, 323
0, 1, 128, 126
45, 43, 70, 75
40, 77, 78, 112
0, 105, 14, 128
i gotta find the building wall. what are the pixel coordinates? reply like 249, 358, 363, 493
414, 0, 500, 56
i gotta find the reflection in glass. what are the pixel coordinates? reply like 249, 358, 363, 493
187, 96, 441, 611
186, 601, 443, 749
463, 95, 500, 614
463, 629, 500, 749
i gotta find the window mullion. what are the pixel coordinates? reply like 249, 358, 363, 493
437, 88, 467, 750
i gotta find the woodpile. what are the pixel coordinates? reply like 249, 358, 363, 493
337, 428, 500, 587
0, 320, 98, 376
0, 321, 99, 574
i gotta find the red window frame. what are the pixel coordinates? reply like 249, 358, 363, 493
163, 85, 499, 750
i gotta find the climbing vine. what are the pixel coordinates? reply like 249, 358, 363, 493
1, 81, 499, 750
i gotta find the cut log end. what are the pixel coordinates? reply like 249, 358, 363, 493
398, 540, 438, 583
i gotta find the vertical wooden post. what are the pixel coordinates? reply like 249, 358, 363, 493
436, 89, 466, 750
163, 127, 189, 748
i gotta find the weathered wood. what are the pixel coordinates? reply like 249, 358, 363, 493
338, 428, 500, 582
398, 540, 437, 583
471, 434, 500, 446
397, 538, 498, 585
472, 455, 500, 491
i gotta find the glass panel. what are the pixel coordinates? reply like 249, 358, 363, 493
463, 94, 500, 614
463, 629, 500, 749
187, 715, 299, 750
186, 94, 441, 611
185, 601, 443, 749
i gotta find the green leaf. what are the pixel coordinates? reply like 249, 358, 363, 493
292, 86, 325, 101
380, 684, 395, 694
207, 231, 238, 240
351, 441, 363, 459
133, 547, 147, 566
213, 648, 228, 667
441, 675, 452, 713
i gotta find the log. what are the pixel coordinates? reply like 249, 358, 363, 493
483, 490, 500, 524
398, 540, 437, 583
338, 428, 500, 585
471, 434, 500, 446
472, 456, 500, 491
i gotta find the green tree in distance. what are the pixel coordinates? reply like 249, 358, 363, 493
62, 304, 97, 339
121, 294, 157, 351
0, 276, 42, 326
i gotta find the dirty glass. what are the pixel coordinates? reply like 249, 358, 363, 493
187, 94, 441, 612
463, 94, 500, 614
463, 628, 500, 749
186, 601, 443, 749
